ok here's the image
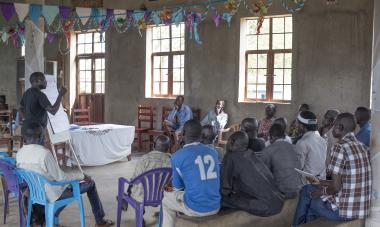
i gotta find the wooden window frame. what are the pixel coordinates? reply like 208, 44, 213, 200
244, 16, 292, 103
150, 24, 185, 98
76, 32, 106, 95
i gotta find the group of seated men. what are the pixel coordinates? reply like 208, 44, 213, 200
12, 97, 372, 227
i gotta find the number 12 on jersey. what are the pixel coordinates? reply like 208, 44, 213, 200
195, 155, 217, 180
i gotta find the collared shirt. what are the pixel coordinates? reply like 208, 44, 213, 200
131, 150, 171, 202
327, 132, 372, 219
16, 144, 76, 202
171, 143, 221, 213
258, 117, 275, 139
356, 122, 371, 147
201, 111, 228, 134
262, 141, 302, 198
167, 104, 193, 132
295, 131, 327, 182
323, 128, 339, 167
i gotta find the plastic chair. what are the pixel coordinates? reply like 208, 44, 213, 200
116, 168, 172, 227
16, 169, 86, 227
0, 158, 23, 226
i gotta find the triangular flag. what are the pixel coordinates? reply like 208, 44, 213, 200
14, 3, 29, 22
76, 7, 91, 25
1, 31, 9, 43
0, 3, 16, 21
42, 5, 59, 26
114, 9, 126, 21
59, 6, 72, 21
29, 4, 42, 24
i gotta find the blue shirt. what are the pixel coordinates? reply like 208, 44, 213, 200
167, 104, 193, 131
171, 143, 221, 213
356, 122, 371, 147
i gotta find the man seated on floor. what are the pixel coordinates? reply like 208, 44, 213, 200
354, 106, 371, 147
295, 111, 327, 184
162, 120, 220, 227
262, 124, 302, 199
165, 95, 193, 142
265, 117, 292, 146
121, 135, 171, 211
241, 118, 265, 157
201, 124, 224, 161
16, 122, 114, 227
292, 113, 372, 226
221, 131, 284, 216
258, 104, 276, 140
318, 109, 340, 166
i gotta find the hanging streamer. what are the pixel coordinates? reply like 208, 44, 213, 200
59, 6, 72, 21
76, 7, 92, 25
14, 3, 28, 22
29, 4, 42, 25
0, 3, 15, 21
42, 5, 59, 26
282, 0, 305, 13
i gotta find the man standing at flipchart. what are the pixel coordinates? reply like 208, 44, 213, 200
19, 72, 67, 145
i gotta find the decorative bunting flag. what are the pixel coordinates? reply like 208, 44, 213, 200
0, 2, 15, 21
114, 9, 126, 21
59, 6, 72, 21
29, 4, 42, 24
42, 5, 59, 26
14, 3, 28, 22
76, 7, 91, 25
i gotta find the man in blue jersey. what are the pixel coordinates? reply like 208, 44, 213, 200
162, 120, 221, 227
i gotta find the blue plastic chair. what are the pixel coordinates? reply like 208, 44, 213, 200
16, 169, 86, 227
116, 167, 172, 227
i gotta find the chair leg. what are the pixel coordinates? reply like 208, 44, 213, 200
45, 205, 55, 227
4, 190, 9, 224
116, 196, 123, 227
135, 205, 144, 227
137, 132, 142, 152
78, 198, 86, 227
26, 198, 32, 227
18, 190, 25, 227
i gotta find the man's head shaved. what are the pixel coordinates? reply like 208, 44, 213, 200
24, 122, 43, 144
241, 117, 258, 133
274, 117, 288, 131
201, 125, 215, 145
355, 107, 371, 124
227, 131, 249, 153
269, 123, 285, 139
336, 113, 357, 133
183, 119, 202, 143
154, 135, 171, 152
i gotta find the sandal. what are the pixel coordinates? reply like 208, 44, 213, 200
95, 219, 114, 227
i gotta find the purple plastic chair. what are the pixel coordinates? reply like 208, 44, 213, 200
116, 167, 172, 227
0, 159, 24, 226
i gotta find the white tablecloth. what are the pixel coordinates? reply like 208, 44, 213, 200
70, 124, 135, 166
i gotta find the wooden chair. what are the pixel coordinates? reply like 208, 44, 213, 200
0, 110, 13, 155
72, 108, 91, 125
134, 105, 155, 152
147, 106, 173, 150
218, 123, 241, 146
54, 143, 67, 167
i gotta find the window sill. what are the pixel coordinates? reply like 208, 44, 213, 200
146, 96, 177, 100
239, 100, 292, 105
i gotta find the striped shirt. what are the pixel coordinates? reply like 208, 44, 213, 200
327, 132, 372, 219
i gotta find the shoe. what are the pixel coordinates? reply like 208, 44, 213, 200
95, 219, 114, 227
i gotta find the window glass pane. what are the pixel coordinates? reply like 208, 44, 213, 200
86, 71, 91, 81
94, 43, 102, 53
273, 85, 283, 100
161, 69, 168, 81
153, 40, 160, 52
153, 26, 160, 39
257, 85, 266, 99
172, 38, 181, 51
247, 69, 257, 84
161, 26, 170, 39
161, 39, 170, 52
180, 38, 185, 51
284, 69, 292, 84
154, 56, 160, 68
80, 82, 86, 93
247, 36, 257, 50
85, 33, 93, 43
173, 55, 181, 68
173, 82, 181, 95
284, 53, 292, 68
273, 17, 285, 33
285, 17, 292, 33
247, 54, 257, 68
258, 54, 267, 68
284, 85, 292, 100
79, 59, 86, 70
161, 56, 168, 68
273, 34, 284, 49
79, 71, 86, 81
181, 68, 184, 81
95, 59, 104, 70
95, 71, 103, 81
258, 34, 269, 50
85, 82, 92, 93
94, 32, 105, 43
180, 82, 184, 95
261, 19, 270, 34
77, 44, 85, 54
78, 34, 85, 44
154, 69, 160, 81
161, 82, 168, 95
274, 53, 283, 68
85, 59, 92, 70
274, 69, 284, 84
95, 83, 103, 93
173, 69, 181, 81
247, 20, 257, 34
153, 82, 160, 95
172, 25, 181, 38
85, 44, 92, 54
258, 69, 267, 83
285, 33, 292, 49
247, 85, 257, 99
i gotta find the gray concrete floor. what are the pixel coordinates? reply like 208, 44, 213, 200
0, 152, 160, 227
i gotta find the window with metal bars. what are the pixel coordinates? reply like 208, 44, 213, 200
148, 23, 185, 97
242, 15, 293, 102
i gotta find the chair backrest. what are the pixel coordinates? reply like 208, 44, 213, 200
0, 159, 19, 193
137, 105, 155, 129
0, 110, 13, 136
72, 108, 91, 125
192, 108, 201, 121
131, 167, 172, 206
16, 169, 49, 205
161, 106, 173, 129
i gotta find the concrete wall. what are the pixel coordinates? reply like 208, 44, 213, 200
105, 0, 373, 127
0, 43, 20, 109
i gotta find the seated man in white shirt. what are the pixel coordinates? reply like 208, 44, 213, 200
295, 111, 327, 184
265, 117, 292, 146
16, 122, 114, 227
